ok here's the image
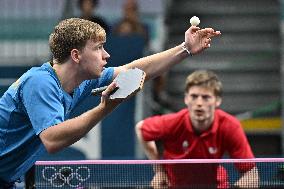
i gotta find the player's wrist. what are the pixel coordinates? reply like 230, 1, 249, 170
153, 164, 166, 173
181, 42, 192, 56
98, 100, 119, 114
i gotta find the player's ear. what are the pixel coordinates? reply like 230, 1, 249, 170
184, 92, 189, 105
215, 96, 222, 108
70, 49, 81, 64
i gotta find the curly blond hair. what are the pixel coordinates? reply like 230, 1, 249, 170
49, 18, 106, 63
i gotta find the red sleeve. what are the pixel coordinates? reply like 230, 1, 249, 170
141, 109, 186, 141
225, 121, 255, 172
141, 115, 167, 141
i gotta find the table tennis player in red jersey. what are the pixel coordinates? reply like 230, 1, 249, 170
136, 70, 259, 188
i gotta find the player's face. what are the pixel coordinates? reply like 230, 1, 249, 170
184, 86, 221, 133
79, 40, 110, 79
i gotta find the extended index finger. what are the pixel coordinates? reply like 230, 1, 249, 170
197, 28, 221, 38
205, 28, 221, 37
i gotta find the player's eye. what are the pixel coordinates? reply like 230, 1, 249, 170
190, 94, 198, 100
202, 95, 211, 101
94, 45, 104, 50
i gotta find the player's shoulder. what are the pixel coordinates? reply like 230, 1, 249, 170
145, 109, 187, 123
157, 109, 189, 126
21, 63, 59, 88
216, 109, 241, 128
160, 108, 188, 119
24, 63, 52, 77
216, 109, 238, 121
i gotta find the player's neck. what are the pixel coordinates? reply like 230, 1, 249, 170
51, 62, 83, 94
192, 120, 212, 135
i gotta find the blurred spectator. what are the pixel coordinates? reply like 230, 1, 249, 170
113, 0, 172, 115
113, 0, 148, 39
78, 0, 110, 34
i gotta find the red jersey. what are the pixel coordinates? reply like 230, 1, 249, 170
141, 109, 255, 188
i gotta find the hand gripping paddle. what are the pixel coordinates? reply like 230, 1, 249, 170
91, 68, 146, 99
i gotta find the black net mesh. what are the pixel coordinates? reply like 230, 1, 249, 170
35, 159, 284, 188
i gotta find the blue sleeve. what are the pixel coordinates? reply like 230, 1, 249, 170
21, 74, 64, 135
98, 67, 114, 86
76, 67, 114, 100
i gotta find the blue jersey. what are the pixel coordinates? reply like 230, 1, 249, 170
0, 62, 114, 182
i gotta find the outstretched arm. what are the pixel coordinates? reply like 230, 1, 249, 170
114, 26, 221, 80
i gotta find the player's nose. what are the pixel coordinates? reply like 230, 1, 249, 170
196, 96, 204, 105
103, 49, 110, 60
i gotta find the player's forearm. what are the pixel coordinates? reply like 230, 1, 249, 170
40, 103, 115, 153
115, 27, 220, 80
142, 141, 160, 161
123, 43, 189, 81
234, 167, 259, 188
140, 141, 165, 173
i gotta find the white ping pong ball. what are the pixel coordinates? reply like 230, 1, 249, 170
190, 16, 200, 26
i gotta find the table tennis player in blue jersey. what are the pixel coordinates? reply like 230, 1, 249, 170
0, 18, 220, 187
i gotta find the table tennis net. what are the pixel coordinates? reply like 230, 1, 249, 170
35, 158, 284, 188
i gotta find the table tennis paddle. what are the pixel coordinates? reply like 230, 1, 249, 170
91, 68, 146, 99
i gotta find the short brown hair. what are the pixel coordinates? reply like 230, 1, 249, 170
49, 18, 106, 63
185, 70, 222, 97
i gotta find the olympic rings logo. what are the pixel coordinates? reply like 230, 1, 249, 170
42, 166, 91, 188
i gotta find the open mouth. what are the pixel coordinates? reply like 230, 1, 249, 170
195, 109, 204, 116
